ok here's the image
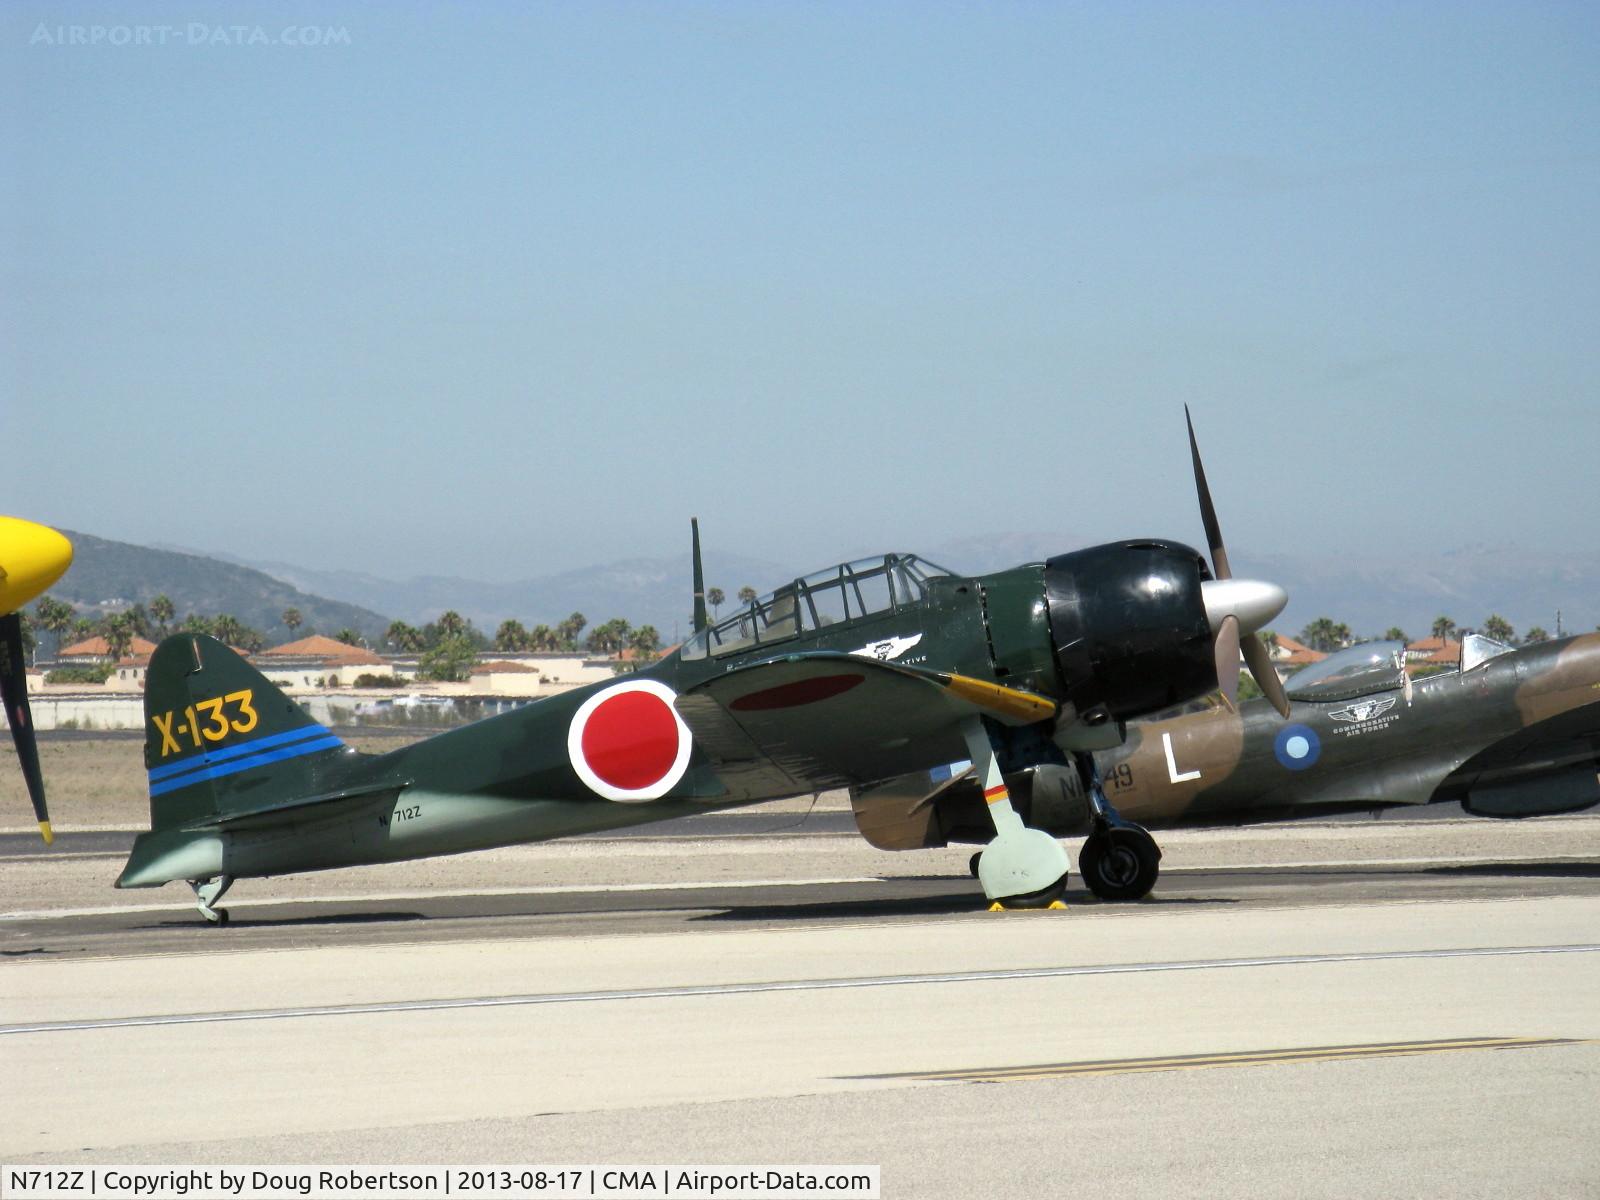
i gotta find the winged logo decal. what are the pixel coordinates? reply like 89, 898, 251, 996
1328, 696, 1398, 725
850, 633, 923, 662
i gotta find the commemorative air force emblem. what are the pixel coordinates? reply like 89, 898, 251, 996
850, 633, 923, 662
1328, 696, 1398, 725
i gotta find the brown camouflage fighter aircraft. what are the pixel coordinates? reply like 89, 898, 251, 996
852, 632, 1600, 900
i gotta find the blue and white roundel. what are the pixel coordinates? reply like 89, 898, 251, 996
1274, 723, 1321, 771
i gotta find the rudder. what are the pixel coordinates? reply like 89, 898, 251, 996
143, 634, 347, 831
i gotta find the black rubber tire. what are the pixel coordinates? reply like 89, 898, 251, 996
1079, 827, 1160, 901
992, 872, 1069, 909
969, 852, 983, 879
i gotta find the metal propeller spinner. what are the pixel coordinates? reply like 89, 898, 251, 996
1185, 406, 1291, 717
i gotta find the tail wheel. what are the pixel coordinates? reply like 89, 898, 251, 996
1079, 827, 1160, 901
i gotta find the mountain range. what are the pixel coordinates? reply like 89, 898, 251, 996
53, 531, 391, 643
55, 530, 1600, 649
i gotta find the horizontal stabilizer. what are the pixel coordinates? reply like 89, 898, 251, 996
181, 780, 405, 833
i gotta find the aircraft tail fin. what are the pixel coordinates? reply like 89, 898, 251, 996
142, 634, 350, 833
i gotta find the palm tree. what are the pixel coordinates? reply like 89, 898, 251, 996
737, 586, 758, 607
557, 612, 587, 649
181, 613, 215, 637
706, 588, 725, 619
150, 594, 176, 636
436, 610, 468, 638
100, 613, 135, 662
34, 596, 75, 660
529, 624, 556, 651
282, 607, 303, 637
1383, 627, 1408, 644
1431, 616, 1456, 643
586, 618, 632, 655
1258, 630, 1278, 657
333, 628, 361, 646
1482, 614, 1515, 644
125, 604, 152, 638
384, 620, 423, 653
1299, 617, 1345, 653
213, 614, 247, 647
1523, 626, 1550, 644
495, 619, 529, 652
631, 625, 661, 654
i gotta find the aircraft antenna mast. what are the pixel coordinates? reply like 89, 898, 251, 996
691, 518, 708, 633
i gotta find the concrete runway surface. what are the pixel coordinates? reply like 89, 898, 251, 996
3, 808, 1599, 1198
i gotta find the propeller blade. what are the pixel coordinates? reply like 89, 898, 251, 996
1184, 404, 1232, 580
0, 612, 51, 843
1213, 613, 1241, 711
1241, 631, 1292, 719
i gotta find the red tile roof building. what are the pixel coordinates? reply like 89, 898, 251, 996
261, 634, 384, 666
59, 635, 159, 659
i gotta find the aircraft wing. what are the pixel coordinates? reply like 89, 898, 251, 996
675, 651, 1057, 793
1444, 699, 1600, 816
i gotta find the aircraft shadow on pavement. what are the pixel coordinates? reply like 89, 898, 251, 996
691, 889, 1238, 923
1423, 861, 1600, 879
145, 911, 428, 930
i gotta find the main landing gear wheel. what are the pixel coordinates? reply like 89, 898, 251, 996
1079, 827, 1160, 901
989, 871, 1069, 909
959, 715, 1073, 909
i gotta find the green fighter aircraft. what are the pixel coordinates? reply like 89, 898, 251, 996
116, 415, 1294, 923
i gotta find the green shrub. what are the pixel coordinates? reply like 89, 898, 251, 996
45, 664, 114, 685
352, 673, 404, 688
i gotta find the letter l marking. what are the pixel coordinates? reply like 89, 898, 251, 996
1163, 731, 1201, 783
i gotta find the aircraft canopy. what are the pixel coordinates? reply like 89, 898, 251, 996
1285, 641, 1408, 702
682, 553, 955, 661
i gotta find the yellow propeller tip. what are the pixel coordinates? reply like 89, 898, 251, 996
38, 820, 53, 845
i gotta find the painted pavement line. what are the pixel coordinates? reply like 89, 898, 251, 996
4, 943, 1597, 1038
871, 1037, 1587, 1082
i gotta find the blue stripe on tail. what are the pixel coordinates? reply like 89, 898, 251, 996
148, 726, 341, 796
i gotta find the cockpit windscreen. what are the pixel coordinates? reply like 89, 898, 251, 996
680, 554, 955, 661
1285, 641, 1408, 702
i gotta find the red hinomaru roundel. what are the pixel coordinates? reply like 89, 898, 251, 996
566, 679, 694, 802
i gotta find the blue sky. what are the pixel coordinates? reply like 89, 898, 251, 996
4, 2, 1597, 580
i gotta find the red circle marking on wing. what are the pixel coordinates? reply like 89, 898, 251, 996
579, 689, 682, 791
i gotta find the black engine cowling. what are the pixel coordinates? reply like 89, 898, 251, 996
1043, 539, 1216, 723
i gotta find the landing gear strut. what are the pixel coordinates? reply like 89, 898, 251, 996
964, 718, 1071, 908
189, 874, 233, 926
1076, 753, 1162, 901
